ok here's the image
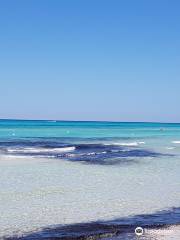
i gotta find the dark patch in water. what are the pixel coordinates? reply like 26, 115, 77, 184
60, 149, 167, 166
0, 140, 174, 166
5, 207, 180, 240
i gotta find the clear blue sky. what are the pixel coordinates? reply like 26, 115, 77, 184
0, 0, 180, 122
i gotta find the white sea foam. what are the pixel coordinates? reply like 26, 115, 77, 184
87, 152, 96, 155
108, 141, 145, 147
7, 146, 76, 153
1, 154, 34, 159
118, 142, 139, 146
172, 141, 180, 144
166, 147, 175, 150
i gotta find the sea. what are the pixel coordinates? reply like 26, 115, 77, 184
0, 119, 180, 239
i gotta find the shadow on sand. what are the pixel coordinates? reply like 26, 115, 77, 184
5, 207, 180, 240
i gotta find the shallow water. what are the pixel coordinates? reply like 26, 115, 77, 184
0, 120, 180, 238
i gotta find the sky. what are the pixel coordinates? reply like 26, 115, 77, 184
0, 0, 180, 122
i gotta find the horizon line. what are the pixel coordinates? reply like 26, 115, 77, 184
0, 118, 180, 125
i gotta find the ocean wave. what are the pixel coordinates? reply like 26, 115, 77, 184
1, 154, 36, 159
106, 141, 145, 147
1, 140, 172, 166
172, 141, 180, 144
7, 146, 75, 153
166, 147, 175, 150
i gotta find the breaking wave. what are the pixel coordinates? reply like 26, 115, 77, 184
0, 139, 172, 165
7, 146, 75, 153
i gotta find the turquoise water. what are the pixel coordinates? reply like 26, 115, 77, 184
1, 119, 180, 138
0, 120, 180, 239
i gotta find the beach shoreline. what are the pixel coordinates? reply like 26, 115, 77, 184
4, 223, 180, 239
